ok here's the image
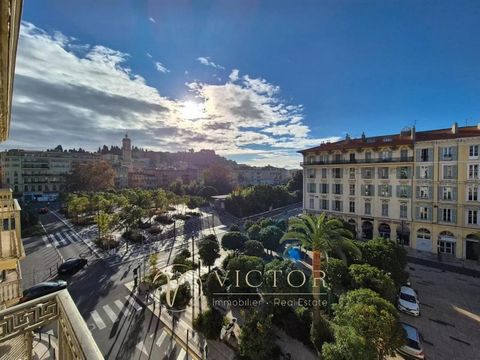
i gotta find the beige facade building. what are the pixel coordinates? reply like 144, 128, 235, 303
233, 165, 290, 186
300, 124, 480, 261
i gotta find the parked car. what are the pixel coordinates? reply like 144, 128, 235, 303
398, 323, 425, 359
58, 257, 88, 276
20, 280, 68, 303
397, 286, 420, 316
38, 207, 49, 214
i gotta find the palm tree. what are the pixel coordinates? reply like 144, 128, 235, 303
280, 213, 361, 350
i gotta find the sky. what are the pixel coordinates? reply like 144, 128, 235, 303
4, 0, 480, 168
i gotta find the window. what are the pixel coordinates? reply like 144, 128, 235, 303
400, 204, 408, 219
379, 185, 391, 197
468, 186, 478, 201
365, 152, 372, 162
438, 240, 455, 255
332, 168, 342, 179
320, 199, 329, 210
320, 183, 328, 194
397, 167, 410, 179
363, 184, 374, 196
349, 168, 355, 179
418, 186, 430, 199
332, 200, 342, 212
400, 149, 409, 161
378, 167, 389, 179
442, 147, 453, 160
420, 148, 430, 161
364, 202, 371, 215
468, 164, 479, 179
308, 169, 316, 178
468, 210, 478, 225
321, 168, 327, 179
397, 185, 410, 198
441, 208, 452, 222
307, 155, 315, 164
309, 198, 314, 209
362, 167, 374, 179
417, 228, 431, 240
349, 201, 355, 213
349, 153, 356, 162
442, 186, 453, 201
3, 219, 9, 231
308, 183, 316, 193
381, 203, 389, 217
333, 183, 342, 195
443, 165, 456, 179
419, 207, 429, 220
380, 150, 392, 161
469, 145, 479, 158
334, 154, 342, 162
349, 184, 355, 196
419, 165, 431, 179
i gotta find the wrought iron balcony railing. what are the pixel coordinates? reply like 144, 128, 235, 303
0, 289, 103, 359
301, 156, 414, 166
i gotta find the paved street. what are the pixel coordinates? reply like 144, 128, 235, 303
398, 263, 480, 360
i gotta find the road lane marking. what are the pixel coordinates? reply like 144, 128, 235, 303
176, 348, 186, 360
136, 340, 149, 356
56, 232, 69, 246
125, 295, 142, 311
156, 331, 168, 348
103, 304, 117, 323
41, 235, 52, 248
90, 310, 106, 330
114, 300, 130, 316
63, 231, 77, 244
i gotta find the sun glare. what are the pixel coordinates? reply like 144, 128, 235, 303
180, 100, 205, 120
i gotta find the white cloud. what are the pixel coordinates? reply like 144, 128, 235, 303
146, 52, 152, 58
154, 61, 170, 73
197, 56, 225, 70
6, 22, 335, 169
149, 17, 156, 23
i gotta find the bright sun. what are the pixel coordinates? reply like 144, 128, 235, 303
180, 101, 205, 120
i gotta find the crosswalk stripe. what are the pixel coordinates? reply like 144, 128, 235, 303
177, 348, 186, 360
114, 300, 130, 316
90, 310, 106, 330
48, 233, 60, 247
42, 235, 51, 248
156, 331, 168, 348
63, 231, 77, 243
103, 304, 117, 323
125, 295, 142, 311
56, 232, 69, 246
136, 340, 148, 356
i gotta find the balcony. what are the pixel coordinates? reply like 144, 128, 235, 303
0, 290, 103, 359
301, 156, 413, 166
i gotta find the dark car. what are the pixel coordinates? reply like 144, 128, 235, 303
38, 207, 49, 214
20, 280, 68, 303
58, 258, 88, 276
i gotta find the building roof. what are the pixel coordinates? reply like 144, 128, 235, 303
299, 124, 480, 154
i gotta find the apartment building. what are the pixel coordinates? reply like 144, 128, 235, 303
300, 124, 480, 261
233, 165, 290, 186
0, 149, 100, 201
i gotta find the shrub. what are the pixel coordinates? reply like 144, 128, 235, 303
229, 224, 241, 232
148, 225, 163, 235
123, 230, 145, 243
247, 224, 261, 240
155, 214, 174, 225
221, 231, 248, 250
243, 219, 255, 230
193, 308, 224, 339
160, 282, 191, 309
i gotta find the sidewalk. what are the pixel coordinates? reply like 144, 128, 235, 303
406, 247, 480, 277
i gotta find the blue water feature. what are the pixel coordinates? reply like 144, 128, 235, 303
286, 247, 301, 262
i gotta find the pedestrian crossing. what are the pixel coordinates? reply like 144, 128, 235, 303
46, 230, 82, 248
88, 295, 188, 359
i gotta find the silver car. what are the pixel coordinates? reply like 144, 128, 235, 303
398, 323, 425, 359
397, 286, 420, 316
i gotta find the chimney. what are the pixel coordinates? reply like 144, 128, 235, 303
452, 122, 458, 134
345, 133, 351, 141
361, 132, 366, 141
410, 126, 415, 140
477, 123, 480, 130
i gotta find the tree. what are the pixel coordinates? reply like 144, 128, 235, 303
324, 258, 351, 295
120, 205, 144, 232
244, 240, 265, 257
247, 224, 261, 240
193, 308, 224, 339
329, 289, 405, 359
153, 189, 169, 212
280, 213, 361, 351
239, 311, 280, 360
202, 164, 233, 194
348, 264, 396, 302
66, 160, 115, 192
226, 255, 263, 293
286, 170, 303, 192
261, 259, 308, 297
229, 224, 240, 232
67, 195, 89, 223
258, 225, 284, 254
198, 234, 220, 272
358, 237, 408, 286
204, 271, 228, 303
221, 231, 248, 250
322, 324, 372, 360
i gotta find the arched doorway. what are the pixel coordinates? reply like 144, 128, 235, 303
347, 219, 357, 237
416, 228, 432, 252
362, 221, 373, 240
465, 234, 480, 261
438, 231, 456, 255
379, 223, 391, 239
396, 224, 410, 245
